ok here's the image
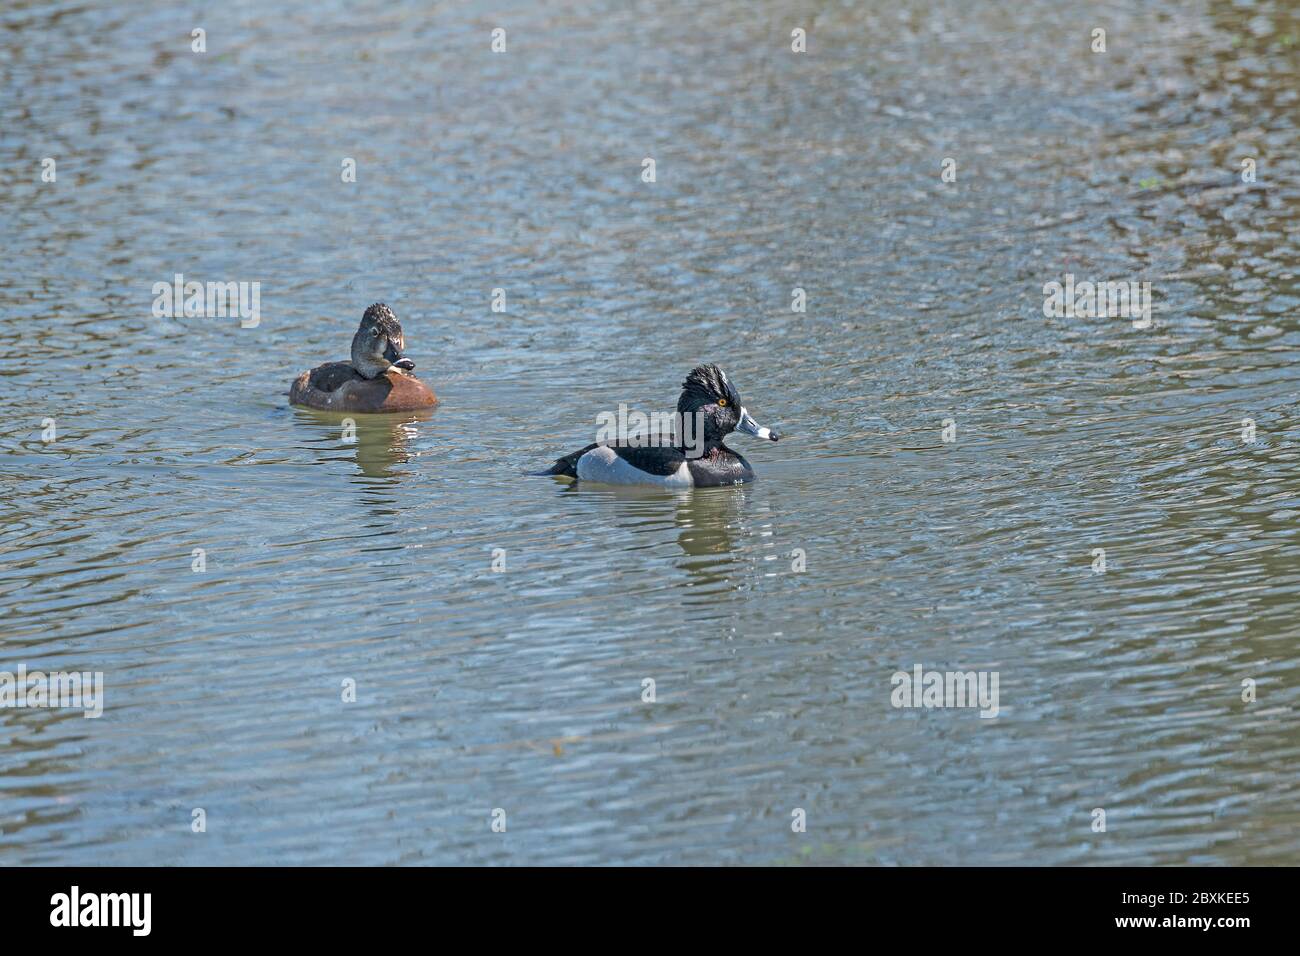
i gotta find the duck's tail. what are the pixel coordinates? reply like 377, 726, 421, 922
528, 443, 598, 478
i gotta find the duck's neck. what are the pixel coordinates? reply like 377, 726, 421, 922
681, 437, 733, 457
351, 354, 389, 380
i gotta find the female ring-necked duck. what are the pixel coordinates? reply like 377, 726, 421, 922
538, 364, 781, 487
289, 303, 437, 413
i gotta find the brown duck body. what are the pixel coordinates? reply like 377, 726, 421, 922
289, 361, 437, 413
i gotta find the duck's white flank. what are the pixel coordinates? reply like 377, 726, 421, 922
575, 445, 694, 487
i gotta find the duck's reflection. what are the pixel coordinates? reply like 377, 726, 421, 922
558, 482, 752, 598
672, 486, 747, 595
291, 406, 432, 479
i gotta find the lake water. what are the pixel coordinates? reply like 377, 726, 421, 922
1, 0, 1297, 865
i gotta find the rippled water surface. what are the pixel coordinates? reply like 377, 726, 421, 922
2, 0, 1298, 865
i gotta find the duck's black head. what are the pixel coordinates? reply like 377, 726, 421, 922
676, 363, 780, 445
351, 303, 415, 379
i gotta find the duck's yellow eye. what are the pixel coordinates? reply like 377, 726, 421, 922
718, 398, 728, 407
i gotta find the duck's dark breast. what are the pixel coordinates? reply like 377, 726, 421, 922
686, 448, 755, 486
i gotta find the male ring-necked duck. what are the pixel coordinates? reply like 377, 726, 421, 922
289, 303, 437, 413
539, 364, 781, 487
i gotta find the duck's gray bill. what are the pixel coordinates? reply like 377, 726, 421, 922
737, 407, 779, 442
392, 358, 416, 371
